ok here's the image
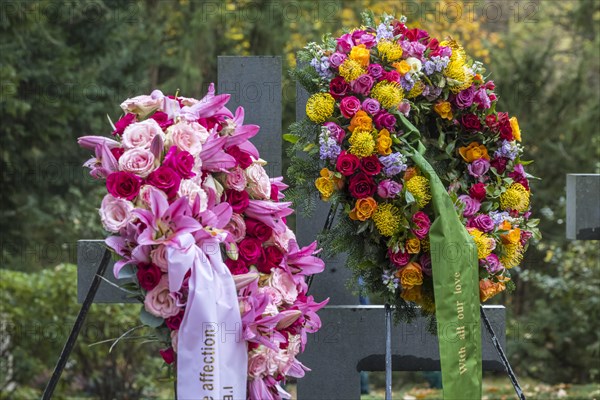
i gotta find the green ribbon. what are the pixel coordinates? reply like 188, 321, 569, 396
402, 117, 482, 399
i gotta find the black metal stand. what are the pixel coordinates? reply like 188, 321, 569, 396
480, 305, 526, 400
384, 303, 393, 400
42, 248, 112, 400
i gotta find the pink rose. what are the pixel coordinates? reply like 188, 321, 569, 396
458, 195, 481, 217
99, 194, 133, 233
224, 213, 246, 243
339, 96, 361, 119
120, 94, 161, 117
106, 171, 142, 201
268, 268, 298, 305
137, 184, 168, 209
118, 148, 156, 178
226, 166, 247, 191
411, 211, 431, 239
388, 248, 410, 267
166, 121, 208, 156
122, 119, 163, 149
248, 350, 268, 379
150, 245, 169, 272
377, 179, 402, 199
245, 162, 271, 200
323, 122, 345, 143
351, 74, 375, 96
143, 275, 180, 318
178, 179, 208, 211
329, 52, 347, 68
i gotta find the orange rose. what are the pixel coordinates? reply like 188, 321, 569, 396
349, 197, 378, 221
406, 238, 421, 254
377, 129, 393, 155
349, 110, 372, 132
479, 279, 507, 302
401, 286, 422, 302
393, 60, 411, 75
501, 228, 521, 245
395, 261, 423, 290
403, 167, 417, 181
434, 101, 453, 120
458, 142, 490, 162
349, 44, 370, 67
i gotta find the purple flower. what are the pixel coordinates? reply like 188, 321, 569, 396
319, 129, 341, 162
424, 85, 442, 101
474, 87, 491, 110
310, 56, 334, 79
323, 122, 345, 143
374, 110, 397, 131
482, 254, 504, 274
458, 195, 481, 217
376, 23, 394, 41
400, 40, 426, 59
468, 158, 490, 178
420, 253, 432, 276
494, 140, 519, 161
329, 52, 347, 68
423, 56, 449, 75
380, 153, 407, 176
336, 33, 354, 53
454, 86, 475, 109
398, 100, 411, 117
356, 32, 377, 48
362, 98, 381, 116
489, 211, 510, 226
368, 64, 385, 80
377, 179, 403, 198
400, 73, 415, 92
468, 214, 495, 232
351, 74, 375, 96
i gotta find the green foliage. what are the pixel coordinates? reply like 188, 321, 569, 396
0, 264, 171, 398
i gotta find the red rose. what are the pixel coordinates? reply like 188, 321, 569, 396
150, 111, 174, 129
257, 245, 284, 273
225, 189, 249, 213
490, 157, 508, 174
136, 263, 162, 291
461, 114, 482, 131
160, 348, 175, 365
165, 310, 185, 330
360, 155, 382, 176
112, 113, 136, 136
110, 147, 125, 161
382, 70, 401, 83
163, 146, 196, 179
106, 171, 142, 201
227, 145, 253, 169
485, 114, 498, 131
146, 166, 182, 199
336, 151, 360, 176
498, 112, 513, 141
349, 172, 376, 198
469, 183, 487, 201
197, 116, 220, 132
329, 76, 350, 99
245, 218, 273, 242
225, 258, 249, 275
238, 237, 264, 265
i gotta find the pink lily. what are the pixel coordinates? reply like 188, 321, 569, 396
222, 106, 260, 159
150, 89, 181, 120
180, 83, 233, 122
78, 135, 120, 150
245, 200, 294, 233
134, 187, 202, 247
285, 240, 325, 276
294, 294, 329, 351
244, 312, 287, 350
270, 176, 289, 200
199, 131, 237, 172
82, 143, 118, 179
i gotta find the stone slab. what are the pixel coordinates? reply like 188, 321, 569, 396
566, 174, 600, 240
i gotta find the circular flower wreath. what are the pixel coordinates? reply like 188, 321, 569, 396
289, 11, 540, 317
79, 85, 327, 399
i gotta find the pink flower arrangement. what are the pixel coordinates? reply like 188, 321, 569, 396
80, 84, 327, 399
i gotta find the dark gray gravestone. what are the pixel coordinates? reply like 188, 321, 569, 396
297, 305, 506, 399
295, 77, 357, 305
218, 56, 282, 178
566, 174, 600, 240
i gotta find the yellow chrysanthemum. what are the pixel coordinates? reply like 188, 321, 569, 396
510, 117, 522, 142
441, 39, 473, 93
372, 203, 402, 237
500, 183, 530, 212
371, 81, 404, 109
407, 81, 425, 99
339, 59, 366, 82
468, 228, 494, 259
377, 40, 403, 62
420, 237, 430, 252
500, 243, 524, 269
405, 176, 431, 208
348, 129, 375, 157
306, 93, 335, 123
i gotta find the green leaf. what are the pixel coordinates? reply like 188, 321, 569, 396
283, 133, 300, 144
117, 264, 136, 279
140, 307, 164, 328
